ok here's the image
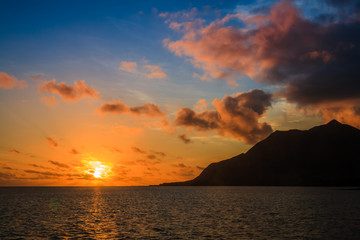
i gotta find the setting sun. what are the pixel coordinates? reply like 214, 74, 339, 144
92, 164, 110, 178
82, 158, 112, 179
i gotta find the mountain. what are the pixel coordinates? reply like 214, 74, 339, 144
160, 120, 360, 186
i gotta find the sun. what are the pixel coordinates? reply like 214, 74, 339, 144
93, 165, 107, 178
81, 158, 112, 179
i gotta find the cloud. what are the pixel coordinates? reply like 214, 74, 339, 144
132, 146, 146, 154
129, 147, 166, 164
119, 61, 137, 72
144, 65, 167, 79
305, 99, 360, 128
24, 169, 63, 177
194, 99, 208, 111
0, 72, 26, 89
29, 163, 51, 170
41, 96, 58, 107
175, 89, 273, 144
98, 101, 165, 118
172, 163, 187, 168
9, 148, 21, 154
158, 7, 198, 23
143, 118, 174, 134
46, 137, 59, 147
8, 149, 37, 159
69, 148, 80, 154
165, 0, 360, 125
48, 160, 70, 168
196, 166, 205, 170
0, 172, 17, 179
151, 150, 166, 157
118, 60, 167, 79
112, 147, 122, 153
2, 166, 14, 170
170, 162, 197, 177
38, 79, 100, 102
178, 134, 191, 144
147, 154, 156, 160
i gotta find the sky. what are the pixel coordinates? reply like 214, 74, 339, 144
1, 0, 359, 186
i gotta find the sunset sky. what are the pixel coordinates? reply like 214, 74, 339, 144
1, 0, 359, 186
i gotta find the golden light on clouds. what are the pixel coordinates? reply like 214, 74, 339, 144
80, 157, 113, 180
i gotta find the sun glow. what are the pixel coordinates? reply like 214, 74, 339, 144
92, 164, 108, 178
81, 158, 113, 179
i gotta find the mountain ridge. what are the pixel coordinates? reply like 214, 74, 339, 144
160, 120, 360, 186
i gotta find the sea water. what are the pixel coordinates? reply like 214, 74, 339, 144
0, 186, 359, 239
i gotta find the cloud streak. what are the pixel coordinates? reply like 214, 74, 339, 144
98, 101, 165, 118
48, 160, 70, 168
119, 61, 137, 72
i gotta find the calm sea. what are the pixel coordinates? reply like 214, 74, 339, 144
0, 187, 359, 239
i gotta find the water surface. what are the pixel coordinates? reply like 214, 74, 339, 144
0, 187, 359, 239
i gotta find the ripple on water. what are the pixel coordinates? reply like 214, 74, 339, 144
0, 187, 359, 239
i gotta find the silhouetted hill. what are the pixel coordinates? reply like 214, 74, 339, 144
160, 120, 360, 186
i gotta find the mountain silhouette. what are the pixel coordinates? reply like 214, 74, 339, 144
161, 120, 360, 186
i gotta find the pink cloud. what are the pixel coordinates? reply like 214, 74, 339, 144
119, 61, 138, 72
0, 72, 26, 89
41, 96, 58, 107
38, 79, 100, 102
144, 65, 167, 79
193, 99, 208, 111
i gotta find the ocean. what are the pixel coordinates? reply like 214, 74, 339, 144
0, 186, 359, 239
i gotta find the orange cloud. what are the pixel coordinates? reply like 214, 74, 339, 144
41, 96, 58, 107
175, 89, 273, 144
98, 101, 165, 118
38, 79, 100, 102
0, 72, 26, 89
144, 65, 167, 79
119, 61, 137, 72
46, 137, 59, 147
194, 99, 208, 111
306, 99, 360, 129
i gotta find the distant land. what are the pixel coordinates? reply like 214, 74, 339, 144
160, 120, 360, 186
